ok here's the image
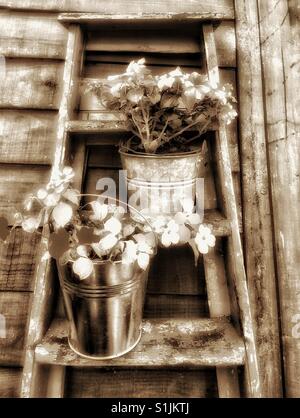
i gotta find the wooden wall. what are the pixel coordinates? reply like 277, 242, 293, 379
0, 9, 64, 397
0, 0, 299, 397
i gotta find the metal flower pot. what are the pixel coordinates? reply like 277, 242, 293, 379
57, 260, 149, 360
120, 149, 202, 216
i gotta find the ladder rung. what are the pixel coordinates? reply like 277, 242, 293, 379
66, 119, 127, 133
204, 210, 232, 236
58, 12, 234, 23
35, 318, 245, 368
66, 119, 219, 134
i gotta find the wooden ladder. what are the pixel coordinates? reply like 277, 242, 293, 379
20, 19, 262, 398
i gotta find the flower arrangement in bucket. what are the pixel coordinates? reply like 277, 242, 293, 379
0, 167, 157, 359
87, 58, 237, 215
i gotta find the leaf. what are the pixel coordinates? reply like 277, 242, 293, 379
104, 217, 122, 235
63, 189, 80, 205
49, 229, 70, 260
99, 233, 118, 251
73, 257, 94, 280
77, 227, 100, 244
123, 223, 136, 237
137, 252, 150, 270
0, 216, 9, 241
52, 202, 73, 228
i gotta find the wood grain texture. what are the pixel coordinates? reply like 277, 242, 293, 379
0, 59, 63, 110
20, 25, 84, 398
0, 367, 22, 398
234, 0, 282, 397
0, 11, 68, 59
0, 292, 32, 366
203, 23, 261, 397
0, 111, 57, 164
0, 229, 41, 292
258, 0, 300, 398
144, 294, 208, 318
0, 165, 50, 224
0, 0, 234, 18
65, 368, 218, 398
35, 318, 245, 367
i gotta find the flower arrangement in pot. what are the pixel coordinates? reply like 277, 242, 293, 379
0, 167, 157, 359
87, 58, 237, 216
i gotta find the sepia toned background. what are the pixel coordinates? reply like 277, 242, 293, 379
0, 0, 299, 398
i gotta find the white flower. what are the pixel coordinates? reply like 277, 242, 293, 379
37, 189, 48, 200
77, 245, 89, 257
45, 192, 60, 207
181, 198, 194, 213
161, 220, 180, 247
110, 82, 123, 97
126, 58, 148, 77
127, 88, 144, 104
73, 257, 94, 280
62, 166, 75, 180
90, 201, 108, 221
194, 224, 216, 254
22, 217, 40, 233
151, 216, 168, 233
157, 74, 175, 90
104, 217, 122, 235
52, 202, 73, 228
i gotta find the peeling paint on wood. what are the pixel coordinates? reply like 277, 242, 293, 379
35, 318, 245, 368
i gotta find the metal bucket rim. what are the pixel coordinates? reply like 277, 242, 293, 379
119, 147, 202, 160
62, 273, 146, 293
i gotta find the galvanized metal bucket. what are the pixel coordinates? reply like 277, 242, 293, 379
55, 195, 156, 360
57, 260, 149, 360
120, 148, 202, 215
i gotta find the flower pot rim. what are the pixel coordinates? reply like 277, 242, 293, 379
119, 147, 202, 160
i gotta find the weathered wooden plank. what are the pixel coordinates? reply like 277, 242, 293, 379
0, 367, 22, 398
0, 111, 57, 164
257, 0, 300, 398
0, 11, 68, 59
65, 368, 217, 398
35, 318, 245, 367
21, 25, 84, 399
0, 0, 235, 18
213, 21, 236, 67
0, 229, 41, 292
0, 292, 32, 366
235, 0, 283, 398
203, 23, 261, 397
0, 165, 50, 224
0, 59, 64, 110
203, 243, 240, 397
